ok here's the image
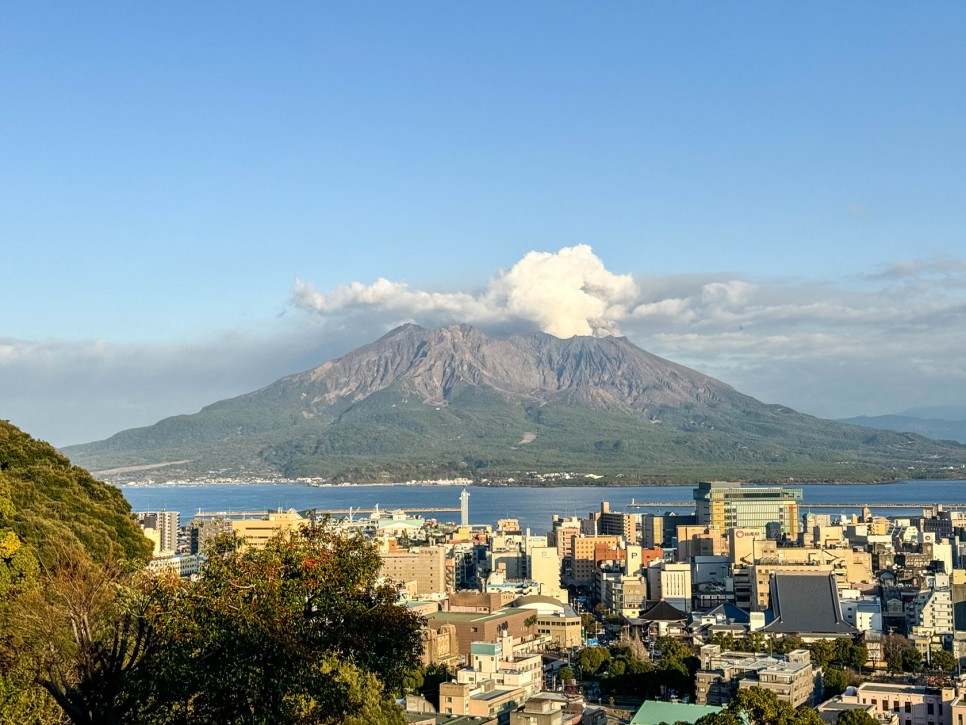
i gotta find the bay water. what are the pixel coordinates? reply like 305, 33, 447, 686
121, 479, 966, 532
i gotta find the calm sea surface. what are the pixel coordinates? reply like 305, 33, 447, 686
121, 479, 966, 532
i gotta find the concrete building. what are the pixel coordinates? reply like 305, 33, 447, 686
909, 573, 954, 636
526, 543, 564, 601
569, 535, 622, 587
647, 560, 692, 612
381, 545, 448, 595
425, 608, 532, 656
189, 517, 232, 554
695, 645, 818, 708
440, 637, 541, 722
694, 481, 801, 538
591, 501, 641, 543
841, 683, 956, 725
677, 525, 726, 560
839, 589, 884, 633
511, 596, 582, 649
230, 509, 306, 549
420, 621, 461, 667
548, 517, 582, 560
509, 695, 565, 725
642, 514, 665, 550
135, 511, 179, 555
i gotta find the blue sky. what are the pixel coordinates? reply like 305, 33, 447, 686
2, 3, 965, 445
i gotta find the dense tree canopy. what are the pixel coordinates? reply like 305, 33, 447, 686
139, 524, 423, 723
0, 421, 152, 566
0, 419, 425, 725
837, 710, 879, 725
695, 687, 823, 725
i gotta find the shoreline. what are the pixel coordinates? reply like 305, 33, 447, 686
114, 477, 966, 490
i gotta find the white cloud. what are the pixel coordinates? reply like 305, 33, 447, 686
294, 244, 637, 338
4, 246, 966, 446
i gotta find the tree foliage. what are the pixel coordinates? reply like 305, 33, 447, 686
137, 524, 423, 723
929, 649, 957, 672
836, 710, 879, 725
823, 667, 850, 699
0, 421, 152, 567
3, 518, 423, 724
695, 687, 823, 725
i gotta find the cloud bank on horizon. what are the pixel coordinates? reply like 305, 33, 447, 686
3, 245, 966, 446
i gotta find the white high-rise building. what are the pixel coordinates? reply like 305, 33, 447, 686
135, 511, 179, 555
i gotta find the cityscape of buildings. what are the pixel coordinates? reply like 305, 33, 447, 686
134, 482, 966, 725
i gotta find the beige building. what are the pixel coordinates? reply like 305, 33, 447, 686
570, 535, 622, 586
843, 683, 956, 725
591, 502, 641, 542
748, 547, 874, 609
440, 638, 540, 721
695, 646, 817, 708
420, 621, 460, 667
380, 545, 448, 595
526, 543, 564, 601
677, 524, 726, 560
548, 517, 582, 560
510, 695, 564, 725
231, 509, 305, 549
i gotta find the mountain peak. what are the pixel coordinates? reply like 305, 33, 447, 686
63, 324, 966, 483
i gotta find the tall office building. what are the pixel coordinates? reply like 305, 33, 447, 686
693, 482, 801, 539
135, 511, 179, 555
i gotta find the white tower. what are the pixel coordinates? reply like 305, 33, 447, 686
460, 488, 470, 527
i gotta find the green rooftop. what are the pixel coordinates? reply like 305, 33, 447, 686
631, 700, 723, 725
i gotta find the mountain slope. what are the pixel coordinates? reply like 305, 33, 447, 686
0, 420, 152, 565
839, 414, 966, 444
63, 325, 966, 483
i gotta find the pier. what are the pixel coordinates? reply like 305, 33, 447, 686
191, 506, 461, 519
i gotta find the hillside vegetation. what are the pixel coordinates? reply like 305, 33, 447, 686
0, 420, 151, 565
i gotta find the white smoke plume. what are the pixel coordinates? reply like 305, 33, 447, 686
293, 244, 638, 338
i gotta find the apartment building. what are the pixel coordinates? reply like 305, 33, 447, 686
695, 645, 817, 708
842, 683, 956, 725
380, 545, 448, 595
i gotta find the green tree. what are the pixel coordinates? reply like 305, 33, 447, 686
823, 667, 850, 699
558, 666, 575, 685
775, 635, 805, 654
929, 649, 957, 672
578, 646, 611, 675
416, 663, 451, 709
695, 687, 823, 725
836, 710, 878, 725
139, 523, 423, 724
810, 639, 836, 668
524, 613, 538, 637
900, 647, 923, 673
710, 631, 737, 650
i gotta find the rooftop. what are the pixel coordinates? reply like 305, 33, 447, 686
631, 700, 723, 725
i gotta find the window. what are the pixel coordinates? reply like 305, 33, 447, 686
906, 703, 912, 713
928, 703, 935, 715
